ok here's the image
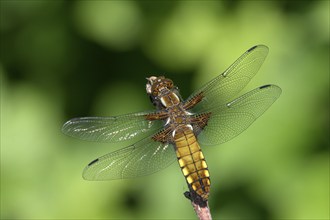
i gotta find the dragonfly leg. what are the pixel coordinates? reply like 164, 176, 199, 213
184, 185, 208, 207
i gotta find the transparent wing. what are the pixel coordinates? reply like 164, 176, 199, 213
187, 45, 269, 112
62, 111, 163, 143
83, 135, 176, 180
196, 85, 281, 145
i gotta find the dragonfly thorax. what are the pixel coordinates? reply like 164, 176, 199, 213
165, 105, 192, 126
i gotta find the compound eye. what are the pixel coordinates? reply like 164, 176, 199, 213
167, 80, 173, 88
149, 95, 157, 106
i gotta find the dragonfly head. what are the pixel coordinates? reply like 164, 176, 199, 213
146, 76, 174, 97
146, 76, 181, 108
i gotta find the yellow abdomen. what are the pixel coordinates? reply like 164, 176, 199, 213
174, 126, 210, 200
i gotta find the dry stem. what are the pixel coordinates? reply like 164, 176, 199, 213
184, 190, 212, 220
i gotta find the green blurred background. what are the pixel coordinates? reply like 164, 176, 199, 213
1, 1, 329, 219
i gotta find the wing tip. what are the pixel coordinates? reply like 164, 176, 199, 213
88, 158, 99, 166
82, 164, 97, 181
61, 120, 73, 133
247, 44, 269, 53
259, 84, 271, 89
259, 84, 282, 92
247, 45, 258, 52
259, 84, 282, 100
61, 117, 83, 133
82, 175, 91, 181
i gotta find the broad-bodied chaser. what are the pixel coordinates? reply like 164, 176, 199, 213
62, 45, 281, 202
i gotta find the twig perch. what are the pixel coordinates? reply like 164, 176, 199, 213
184, 188, 212, 220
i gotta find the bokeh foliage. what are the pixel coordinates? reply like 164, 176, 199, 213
1, 1, 329, 219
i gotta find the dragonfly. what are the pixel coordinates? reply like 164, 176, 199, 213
62, 45, 281, 202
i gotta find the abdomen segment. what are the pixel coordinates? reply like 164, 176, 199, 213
174, 126, 211, 200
